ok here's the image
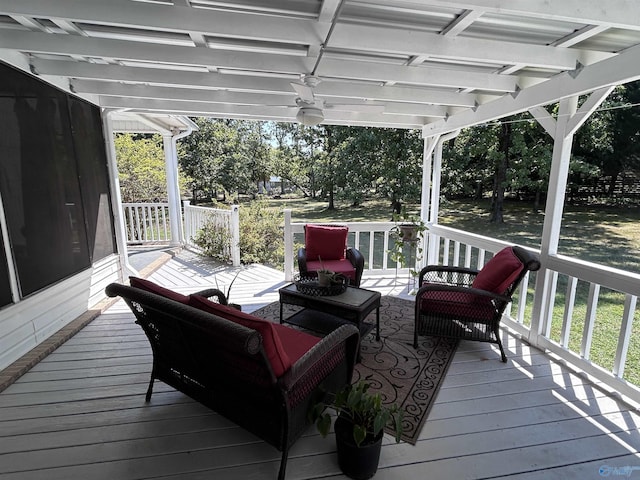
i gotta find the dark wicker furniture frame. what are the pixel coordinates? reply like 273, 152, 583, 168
106, 283, 360, 480
414, 246, 541, 362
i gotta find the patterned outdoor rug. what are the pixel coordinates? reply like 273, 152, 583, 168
252, 295, 458, 444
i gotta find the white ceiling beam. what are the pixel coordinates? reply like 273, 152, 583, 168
10, 15, 51, 32
550, 25, 610, 48
423, 42, 640, 137
0, 0, 324, 45
392, 0, 640, 31
319, 0, 342, 23
317, 57, 517, 92
0, 30, 313, 74
70, 79, 449, 118
32, 59, 478, 107
329, 24, 608, 70
440, 9, 484, 36
50, 18, 87, 36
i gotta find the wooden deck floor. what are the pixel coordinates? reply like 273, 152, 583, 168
1, 251, 640, 479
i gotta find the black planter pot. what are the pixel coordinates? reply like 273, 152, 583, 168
334, 416, 383, 480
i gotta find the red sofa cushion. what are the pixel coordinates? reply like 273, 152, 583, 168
472, 247, 524, 294
189, 295, 319, 377
306, 259, 356, 282
305, 224, 348, 261
129, 277, 190, 304
273, 324, 321, 364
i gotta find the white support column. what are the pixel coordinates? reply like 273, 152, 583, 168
420, 135, 440, 268
163, 134, 182, 247
529, 88, 613, 341
230, 205, 240, 267
283, 209, 293, 281
101, 109, 138, 279
427, 130, 460, 264
529, 96, 577, 340
169, 126, 193, 244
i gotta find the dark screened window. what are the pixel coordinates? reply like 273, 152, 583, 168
0, 62, 115, 298
68, 97, 116, 262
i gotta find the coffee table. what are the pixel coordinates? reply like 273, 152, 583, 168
278, 283, 381, 342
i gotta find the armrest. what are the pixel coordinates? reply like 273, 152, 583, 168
346, 247, 364, 270
191, 288, 229, 305
279, 324, 359, 391
297, 247, 308, 274
419, 265, 479, 287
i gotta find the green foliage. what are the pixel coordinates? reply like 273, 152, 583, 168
115, 133, 167, 202
192, 217, 233, 263
179, 118, 270, 203
311, 381, 403, 447
238, 201, 284, 267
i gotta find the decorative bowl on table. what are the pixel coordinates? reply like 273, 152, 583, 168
294, 274, 348, 296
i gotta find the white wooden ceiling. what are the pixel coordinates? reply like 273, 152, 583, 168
2, 0, 640, 134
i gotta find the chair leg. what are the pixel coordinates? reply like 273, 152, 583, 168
145, 375, 155, 402
495, 328, 507, 363
278, 447, 289, 480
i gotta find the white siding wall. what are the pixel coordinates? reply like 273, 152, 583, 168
0, 254, 121, 370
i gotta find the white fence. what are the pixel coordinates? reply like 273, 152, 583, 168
122, 203, 171, 244
283, 213, 640, 404
183, 201, 240, 266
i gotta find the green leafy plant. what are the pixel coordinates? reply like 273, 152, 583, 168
311, 381, 403, 447
192, 217, 233, 263
388, 208, 427, 277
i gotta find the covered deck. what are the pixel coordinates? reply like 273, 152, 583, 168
1, 251, 639, 480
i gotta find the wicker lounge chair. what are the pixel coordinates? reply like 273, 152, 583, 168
414, 246, 540, 362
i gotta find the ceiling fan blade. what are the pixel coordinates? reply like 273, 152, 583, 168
290, 82, 315, 103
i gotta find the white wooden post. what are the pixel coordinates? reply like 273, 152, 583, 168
163, 134, 182, 247
284, 209, 293, 281
528, 87, 613, 343
102, 110, 138, 279
420, 135, 439, 268
230, 205, 240, 267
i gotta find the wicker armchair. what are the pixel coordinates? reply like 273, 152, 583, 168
297, 224, 365, 287
106, 282, 360, 480
414, 246, 540, 362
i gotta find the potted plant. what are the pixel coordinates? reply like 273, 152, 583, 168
311, 381, 403, 480
388, 209, 427, 277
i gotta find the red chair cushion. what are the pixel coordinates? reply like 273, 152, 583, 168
305, 224, 348, 261
273, 324, 321, 364
472, 247, 524, 294
306, 259, 356, 282
129, 277, 190, 304
419, 290, 495, 322
189, 295, 303, 378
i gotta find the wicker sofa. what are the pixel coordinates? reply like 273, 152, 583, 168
105, 279, 360, 480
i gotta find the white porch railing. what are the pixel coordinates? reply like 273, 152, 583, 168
283, 214, 640, 404
183, 201, 241, 266
122, 203, 171, 244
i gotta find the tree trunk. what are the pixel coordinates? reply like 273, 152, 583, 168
328, 184, 335, 210
490, 122, 510, 223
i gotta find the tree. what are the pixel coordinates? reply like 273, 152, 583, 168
114, 133, 167, 202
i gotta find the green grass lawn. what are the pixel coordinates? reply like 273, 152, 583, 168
259, 195, 640, 386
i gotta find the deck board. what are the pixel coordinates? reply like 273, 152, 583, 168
1, 252, 639, 479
